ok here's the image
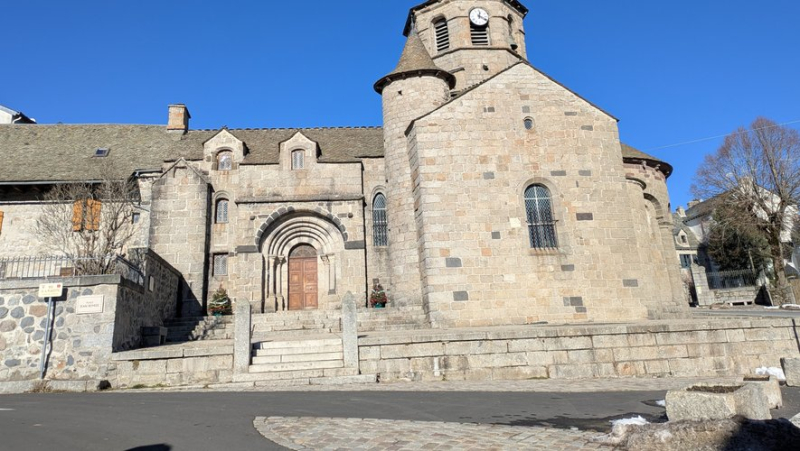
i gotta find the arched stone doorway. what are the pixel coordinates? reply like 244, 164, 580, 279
288, 244, 318, 310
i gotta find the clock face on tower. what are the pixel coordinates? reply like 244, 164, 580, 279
469, 8, 489, 27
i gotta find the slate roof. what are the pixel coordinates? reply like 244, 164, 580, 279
0, 124, 383, 183
374, 30, 455, 93
620, 143, 673, 178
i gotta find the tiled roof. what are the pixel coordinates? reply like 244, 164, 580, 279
621, 143, 673, 178
0, 124, 383, 183
374, 30, 455, 93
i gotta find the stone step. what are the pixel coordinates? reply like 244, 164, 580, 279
253, 345, 343, 357
232, 367, 359, 383
252, 351, 343, 365
248, 359, 344, 373
253, 337, 341, 350
252, 323, 340, 333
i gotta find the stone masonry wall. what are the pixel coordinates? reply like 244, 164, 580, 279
358, 319, 800, 382
0, 274, 177, 383
362, 158, 392, 299
149, 163, 210, 317
409, 63, 653, 327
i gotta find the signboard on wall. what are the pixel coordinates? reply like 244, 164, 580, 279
38, 283, 63, 298
76, 295, 105, 314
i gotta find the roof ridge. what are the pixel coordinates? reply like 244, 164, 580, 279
192, 126, 383, 132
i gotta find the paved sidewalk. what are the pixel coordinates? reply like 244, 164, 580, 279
136, 375, 743, 393
254, 416, 614, 451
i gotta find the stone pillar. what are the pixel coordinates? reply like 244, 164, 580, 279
277, 256, 286, 311
341, 292, 359, 371
322, 254, 336, 295
233, 301, 251, 374
690, 263, 714, 306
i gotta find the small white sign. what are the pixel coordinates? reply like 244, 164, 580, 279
76, 295, 105, 315
38, 283, 63, 298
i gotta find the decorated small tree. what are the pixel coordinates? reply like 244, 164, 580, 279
208, 287, 232, 316
369, 283, 388, 308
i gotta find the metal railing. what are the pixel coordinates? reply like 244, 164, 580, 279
706, 269, 759, 290
0, 255, 144, 286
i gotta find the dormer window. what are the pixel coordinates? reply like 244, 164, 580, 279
217, 151, 233, 171
434, 18, 449, 52
291, 150, 305, 170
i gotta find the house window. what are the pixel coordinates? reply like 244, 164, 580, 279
680, 234, 688, 244
72, 199, 101, 232
524, 185, 557, 249
680, 254, 693, 268
434, 18, 450, 52
291, 150, 304, 170
373, 193, 388, 246
471, 23, 490, 46
213, 254, 228, 276
132, 212, 141, 224
215, 199, 229, 224
217, 151, 233, 171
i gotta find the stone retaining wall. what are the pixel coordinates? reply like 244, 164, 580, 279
358, 319, 800, 382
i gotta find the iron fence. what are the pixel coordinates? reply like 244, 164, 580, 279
0, 255, 144, 286
706, 268, 759, 290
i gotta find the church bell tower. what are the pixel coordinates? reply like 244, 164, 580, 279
404, 0, 529, 92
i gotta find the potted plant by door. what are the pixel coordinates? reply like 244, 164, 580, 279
208, 287, 233, 316
369, 283, 388, 309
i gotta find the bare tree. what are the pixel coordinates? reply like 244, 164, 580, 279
36, 166, 141, 275
693, 117, 800, 303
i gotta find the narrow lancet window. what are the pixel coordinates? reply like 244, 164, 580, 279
525, 185, 557, 249
373, 193, 388, 246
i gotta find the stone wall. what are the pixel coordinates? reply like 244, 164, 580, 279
408, 63, 658, 327
149, 162, 210, 317
358, 319, 800, 382
713, 286, 760, 305
0, 271, 177, 383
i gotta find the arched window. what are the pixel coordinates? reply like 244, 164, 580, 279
215, 199, 229, 224
291, 150, 304, 170
434, 18, 450, 52
373, 193, 388, 246
217, 151, 233, 171
524, 185, 557, 249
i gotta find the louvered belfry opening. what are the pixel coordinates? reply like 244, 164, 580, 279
373, 193, 388, 246
525, 185, 558, 249
470, 22, 489, 46
434, 18, 450, 52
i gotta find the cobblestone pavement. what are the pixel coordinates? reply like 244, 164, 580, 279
254, 416, 614, 451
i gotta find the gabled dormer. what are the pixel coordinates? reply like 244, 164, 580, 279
203, 129, 245, 171
280, 131, 318, 171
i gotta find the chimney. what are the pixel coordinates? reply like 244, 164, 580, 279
167, 104, 190, 133
687, 199, 702, 209
676, 206, 686, 217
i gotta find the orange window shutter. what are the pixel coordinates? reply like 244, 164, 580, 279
0, 211, 4, 234
88, 199, 102, 231
72, 200, 84, 231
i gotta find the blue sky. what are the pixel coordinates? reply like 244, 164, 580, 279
2, 0, 798, 209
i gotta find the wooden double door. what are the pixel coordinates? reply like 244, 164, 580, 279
287, 245, 318, 310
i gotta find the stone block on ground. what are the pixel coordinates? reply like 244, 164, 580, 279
666, 383, 771, 421
609, 418, 800, 451
781, 358, 800, 387
743, 375, 782, 409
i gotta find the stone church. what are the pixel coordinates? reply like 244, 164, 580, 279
0, 0, 686, 329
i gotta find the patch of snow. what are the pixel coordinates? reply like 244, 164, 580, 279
781, 304, 800, 310
611, 416, 649, 427
755, 366, 786, 381
764, 306, 780, 310
656, 400, 666, 407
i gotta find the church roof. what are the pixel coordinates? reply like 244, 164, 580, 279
620, 143, 673, 178
374, 30, 456, 93
0, 124, 383, 183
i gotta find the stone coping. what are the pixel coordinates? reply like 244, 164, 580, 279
112, 339, 233, 361
356, 318, 795, 346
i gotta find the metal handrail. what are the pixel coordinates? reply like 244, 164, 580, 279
0, 255, 144, 286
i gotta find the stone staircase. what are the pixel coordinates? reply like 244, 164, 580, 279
164, 316, 234, 343
233, 334, 374, 385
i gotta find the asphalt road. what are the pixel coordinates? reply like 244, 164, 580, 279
2, 388, 798, 450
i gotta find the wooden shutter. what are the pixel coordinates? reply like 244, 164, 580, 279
87, 199, 102, 231
72, 200, 84, 231
0, 211, 4, 234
